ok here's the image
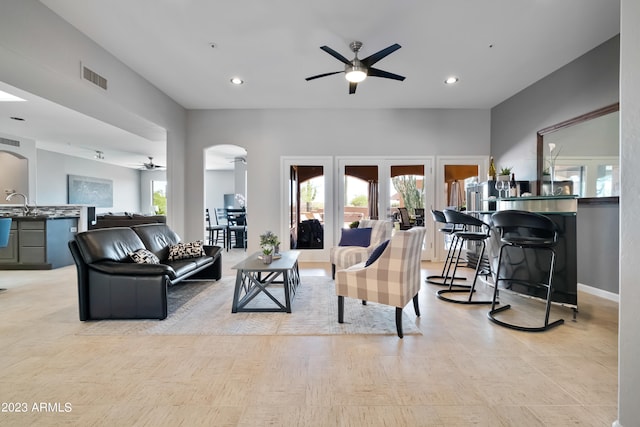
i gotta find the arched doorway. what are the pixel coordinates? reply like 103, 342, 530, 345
203, 144, 247, 245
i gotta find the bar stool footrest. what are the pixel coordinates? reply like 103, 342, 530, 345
437, 289, 493, 305
426, 275, 467, 286
488, 305, 564, 332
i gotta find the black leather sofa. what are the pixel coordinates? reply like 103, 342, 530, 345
89, 213, 166, 230
69, 223, 222, 321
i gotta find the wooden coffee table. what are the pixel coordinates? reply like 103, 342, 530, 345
231, 250, 300, 313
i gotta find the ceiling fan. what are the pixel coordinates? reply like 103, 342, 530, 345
305, 41, 405, 94
140, 156, 165, 170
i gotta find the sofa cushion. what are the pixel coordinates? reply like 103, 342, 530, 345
168, 240, 205, 261
338, 227, 372, 247
132, 223, 182, 261
76, 227, 147, 264
365, 239, 390, 267
129, 248, 160, 264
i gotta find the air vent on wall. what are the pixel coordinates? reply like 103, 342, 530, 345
82, 64, 108, 90
0, 137, 20, 147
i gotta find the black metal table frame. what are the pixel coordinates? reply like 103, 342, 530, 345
231, 252, 300, 313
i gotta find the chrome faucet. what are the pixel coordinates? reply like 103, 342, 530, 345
5, 192, 29, 215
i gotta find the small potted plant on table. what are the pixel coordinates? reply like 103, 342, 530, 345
498, 166, 512, 181
259, 231, 280, 263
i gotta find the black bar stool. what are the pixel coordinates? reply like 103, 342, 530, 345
488, 210, 564, 332
436, 209, 493, 305
426, 209, 467, 286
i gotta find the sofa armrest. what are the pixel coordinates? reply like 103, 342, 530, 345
203, 245, 222, 258
90, 260, 176, 278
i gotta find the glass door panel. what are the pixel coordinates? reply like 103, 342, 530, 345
290, 165, 324, 250
390, 165, 425, 222
343, 165, 378, 227
337, 157, 434, 260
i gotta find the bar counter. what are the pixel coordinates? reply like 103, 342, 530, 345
469, 195, 578, 309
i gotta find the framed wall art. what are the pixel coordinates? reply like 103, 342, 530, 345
67, 174, 113, 207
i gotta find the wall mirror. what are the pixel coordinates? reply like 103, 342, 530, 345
536, 103, 619, 198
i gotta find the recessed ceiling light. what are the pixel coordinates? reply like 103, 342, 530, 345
230, 77, 244, 85
444, 76, 459, 85
0, 90, 26, 102
209, 42, 216, 49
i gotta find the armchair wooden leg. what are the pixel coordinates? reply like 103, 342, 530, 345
338, 296, 344, 323
362, 300, 367, 305
395, 307, 403, 338
412, 294, 420, 317
332, 264, 336, 280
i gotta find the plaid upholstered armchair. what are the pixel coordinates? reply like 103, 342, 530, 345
329, 219, 393, 279
335, 226, 426, 338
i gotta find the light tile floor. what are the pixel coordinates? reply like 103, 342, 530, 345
0, 250, 618, 426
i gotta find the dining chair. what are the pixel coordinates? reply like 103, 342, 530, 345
205, 209, 225, 247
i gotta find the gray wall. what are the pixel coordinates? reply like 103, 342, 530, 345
185, 108, 491, 250
490, 35, 621, 297
0, 151, 28, 201
491, 35, 620, 181
0, 133, 37, 198
36, 149, 141, 213
205, 170, 234, 213
0, 0, 187, 234
576, 203, 619, 294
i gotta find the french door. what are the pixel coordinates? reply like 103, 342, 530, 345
280, 156, 333, 262
336, 156, 434, 260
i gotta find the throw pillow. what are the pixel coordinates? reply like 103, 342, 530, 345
338, 227, 372, 247
129, 248, 160, 264
365, 240, 390, 267
168, 240, 205, 261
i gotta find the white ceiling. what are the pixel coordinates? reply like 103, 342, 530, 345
1, 0, 621, 168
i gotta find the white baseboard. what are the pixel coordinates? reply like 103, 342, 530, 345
578, 282, 619, 303
612, 420, 622, 427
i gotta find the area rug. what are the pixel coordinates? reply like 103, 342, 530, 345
78, 275, 422, 336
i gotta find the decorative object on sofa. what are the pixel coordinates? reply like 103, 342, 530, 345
68, 223, 222, 321
329, 219, 393, 280
128, 248, 160, 264
67, 174, 113, 207
168, 240, 205, 261
335, 227, 426, 338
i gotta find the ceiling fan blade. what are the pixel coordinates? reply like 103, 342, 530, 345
305, 71, 343, 81
320, 45, 352, 65
349, 82, 357, 94
367, 67, 406, 81
361, 43, 402, 67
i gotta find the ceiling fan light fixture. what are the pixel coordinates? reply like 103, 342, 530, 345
345, 66, 367, 83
